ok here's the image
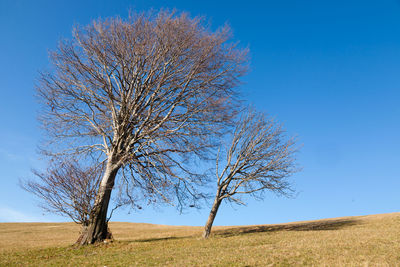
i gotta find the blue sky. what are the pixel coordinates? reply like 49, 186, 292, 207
1, 0, 400, 226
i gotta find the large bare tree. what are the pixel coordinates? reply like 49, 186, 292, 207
203, 109, 298, 238
37, 10, 247, 244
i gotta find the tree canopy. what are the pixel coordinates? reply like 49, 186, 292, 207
35, 10, 249, 244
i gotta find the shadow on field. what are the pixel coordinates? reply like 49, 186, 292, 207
133, 236, 184, 243
214, 219, 360, 237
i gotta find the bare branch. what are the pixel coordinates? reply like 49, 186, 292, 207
33, 10, 248, 244
21, 158, 104, 226
203, 108, 300, 238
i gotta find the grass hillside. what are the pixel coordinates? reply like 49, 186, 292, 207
1, 213, 399, 266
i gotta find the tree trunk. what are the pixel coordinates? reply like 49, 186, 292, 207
75, 224, 88, 245
78, 161, 119, 245
203, 196, 222, 238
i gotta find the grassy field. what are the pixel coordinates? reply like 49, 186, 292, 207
0, 213, 399, 266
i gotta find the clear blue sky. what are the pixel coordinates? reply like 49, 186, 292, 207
1, 0, 400, 226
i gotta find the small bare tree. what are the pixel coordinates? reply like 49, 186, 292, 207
22, 157, 147, 244
203, 110, 298, 238
22, 159, 102, 227
36, 10, 247, 244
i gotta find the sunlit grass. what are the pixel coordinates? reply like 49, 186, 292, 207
1, 213, 399, 266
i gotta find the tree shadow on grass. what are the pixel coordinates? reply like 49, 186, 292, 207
116, 219, 361, 242
134, 236, 183, 243
214, 218, 360, 237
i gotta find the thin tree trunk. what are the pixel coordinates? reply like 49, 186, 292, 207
75, 224, 88, 245
203, 195, 222, 238
78, 161, 119, 245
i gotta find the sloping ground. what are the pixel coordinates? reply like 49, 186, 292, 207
0, 213, 399, 266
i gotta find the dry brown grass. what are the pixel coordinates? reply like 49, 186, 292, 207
1, 213, 400, 266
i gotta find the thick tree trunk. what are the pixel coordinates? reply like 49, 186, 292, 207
203, 196, 222, 238
78, 162, 119, 245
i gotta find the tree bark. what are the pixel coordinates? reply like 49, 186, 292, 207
78, 161, 119, 245
75, 224, 88, 245
203, 195, 222, 238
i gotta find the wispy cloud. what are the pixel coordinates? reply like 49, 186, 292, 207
0, 205, 46, 222
0, 148, 22, 161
